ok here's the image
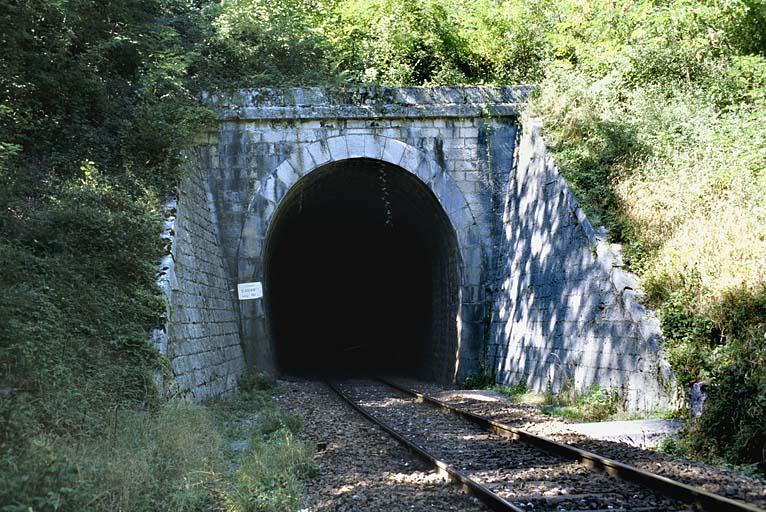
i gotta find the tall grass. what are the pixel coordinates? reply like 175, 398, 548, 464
1, 387, 313, 512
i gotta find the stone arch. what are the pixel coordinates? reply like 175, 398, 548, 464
237, 134, 482, 381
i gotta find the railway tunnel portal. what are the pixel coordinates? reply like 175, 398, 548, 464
157, 86, 675, 411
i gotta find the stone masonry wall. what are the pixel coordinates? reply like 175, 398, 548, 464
165, 87, 675, 410
160, 165, 245, 400
489, 117, 675, 411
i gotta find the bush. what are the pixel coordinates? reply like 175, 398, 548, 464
255, 408, 303, 438
239, 372, 275, 392
687, 363, 766, 472
0, 182, 164, 439
490, 383, 531, 403
0, 438, 94, 512
558, 91, 766, 468
198, 0, 340, 87
0, 401, 223, 512
649, 271, 719, 387
682, 285, 766, 471
328, 0, 474, 85
230, 431, 313, 512
530, 1, 766, 469
463, 360, 496, 389
577, 386, 621, 422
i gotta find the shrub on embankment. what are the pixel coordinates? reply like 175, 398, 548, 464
1, 379, 312, 511
0, 1, 326, 507
1, 1, 206, 506
317, 0, 766, 472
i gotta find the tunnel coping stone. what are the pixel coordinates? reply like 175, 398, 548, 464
203, 85, 533, 121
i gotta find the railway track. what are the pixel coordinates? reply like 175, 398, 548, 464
327, 379, 764, 512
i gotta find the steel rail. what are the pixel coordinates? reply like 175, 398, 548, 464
381, 379, 765, 512
325, 380, 525, 512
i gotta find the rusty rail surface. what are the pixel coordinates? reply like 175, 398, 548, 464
381, 379, 764, 512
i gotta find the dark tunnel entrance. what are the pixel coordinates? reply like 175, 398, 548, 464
264, 158, 461, 382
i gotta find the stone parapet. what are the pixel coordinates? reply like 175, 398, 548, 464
202, 86, 533, 121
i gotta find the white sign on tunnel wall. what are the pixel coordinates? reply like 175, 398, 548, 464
237, 282, 263, 300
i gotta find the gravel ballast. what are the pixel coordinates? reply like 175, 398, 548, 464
274, 379, 489, 512
339, 379, 694, 511
397, 378, 766, 509
273, 377, 766, 510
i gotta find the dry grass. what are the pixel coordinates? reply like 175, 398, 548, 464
535, 67, 766, 310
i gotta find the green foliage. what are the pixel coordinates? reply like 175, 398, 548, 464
687, 361, 766, 472
0, 437, 94, 512
239, 371, 275, 392
0, 0, 207, 198
0, 0, 208, 447
2, 389, 313, 512
463, 360, 496, 389
489, 383, 531, 403
1, 401, 223, 512
680, 285, 766, 471
528, 0, 766, 471
0, 1, 215, 506
328, 0, 475, 84
79, 402, 224, 511
457, 0, 554, 84
323, 0, 558, 86
541, 385, 621, 422
0, 182, 164, 438
576, 386, 621, 422
534, 64, 649, 232
209, 387, 313, 512
253, 408, 303, 439
650, 271, 719, 387
229, 431, 313, 512
657, 435, 690, 458
198, 0, 341, 87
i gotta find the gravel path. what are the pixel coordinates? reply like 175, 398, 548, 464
274, 379, 489, 511
397, 378, 766, 509
340, 380, 693, 511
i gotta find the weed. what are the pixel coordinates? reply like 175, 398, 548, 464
463, 360, 496, 389
541, 385, 621, 422
239, 372, 275, 392
228, 432, 313, 512
489, 383, 537, 403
